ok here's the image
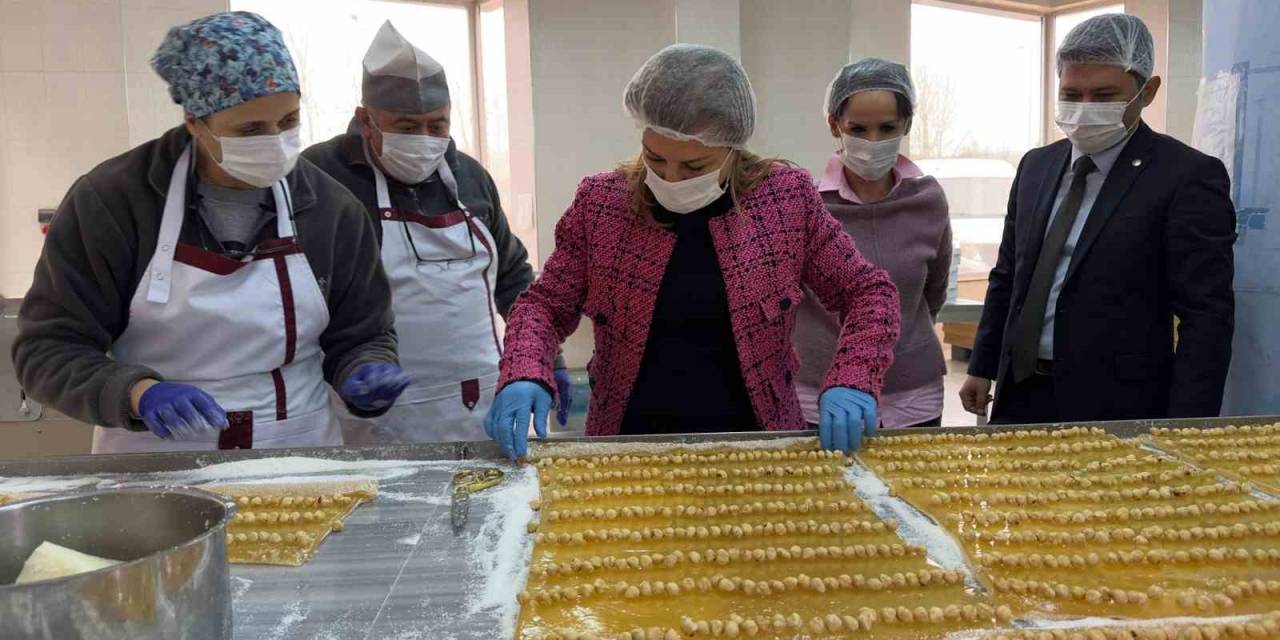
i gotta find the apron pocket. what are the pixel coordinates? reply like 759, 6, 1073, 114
462, 379, 480, 411
219, 411, 254, 450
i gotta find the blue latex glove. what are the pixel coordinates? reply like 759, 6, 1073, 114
340, 363, 411, 411
818, 387, 878, 453
484, 381, 551, 460
553, 368, 573, 426
138, 382, 229, 440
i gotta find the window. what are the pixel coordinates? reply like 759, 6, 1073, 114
229, 0, 479, 156
1047, 4, 1125, 142
910, 0, 1044, 283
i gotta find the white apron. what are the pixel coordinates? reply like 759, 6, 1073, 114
338, 154, 502, 445
92, 145, 340, 454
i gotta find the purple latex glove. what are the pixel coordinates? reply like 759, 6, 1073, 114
818, 387, 878, 453
340, 363, 411, 411
138, 382, 229, 440
484, 381, 551, 460
553, 368, 573, 426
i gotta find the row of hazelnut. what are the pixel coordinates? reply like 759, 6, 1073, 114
228, 529, 314, 546
542, 498, 868, 523
900, 469, 1203, 492
951, 499, 1276, 527
967, 521, 1280, 546
867, 439, 1123, 463
546, 479, 848, 503
930, 482, 1245, 507
532, 518, 890, 545
231, 509, 330, 526
1154, 424, 1280, 437
869, 426, 1105, 448
538, 449, 842, 471
230, 494, 348, 508
551, 463, 841, 487
522, 568, 966, 606
981, 546, 1280, 569
534, 542, 921, 576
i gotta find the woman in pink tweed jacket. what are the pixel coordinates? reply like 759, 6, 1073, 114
485, 45, 899, 456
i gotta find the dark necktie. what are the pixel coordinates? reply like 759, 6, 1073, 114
1010, 155, 1096, 382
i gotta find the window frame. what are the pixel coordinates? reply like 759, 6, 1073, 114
912, 0, 1130, 147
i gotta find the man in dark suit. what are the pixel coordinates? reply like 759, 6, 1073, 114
960, 14, 1236, 424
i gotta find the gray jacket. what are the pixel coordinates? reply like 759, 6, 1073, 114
12, 126, 399, 430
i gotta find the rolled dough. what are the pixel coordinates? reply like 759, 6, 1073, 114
14, 541, 122, 585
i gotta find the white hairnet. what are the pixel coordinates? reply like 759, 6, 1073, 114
1057, 14, 1155, 81
825, 57, 915, 118
623, 44, 755, 148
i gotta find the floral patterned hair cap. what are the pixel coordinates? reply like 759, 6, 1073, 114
152, 11, 300, 118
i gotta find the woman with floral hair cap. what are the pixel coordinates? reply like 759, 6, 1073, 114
484, 44, 900, 457
13, 11, 410, 453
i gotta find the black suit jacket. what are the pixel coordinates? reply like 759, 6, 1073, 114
969, 122, 1236, 421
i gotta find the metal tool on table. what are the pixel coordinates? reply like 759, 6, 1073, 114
450, 467, 504, 533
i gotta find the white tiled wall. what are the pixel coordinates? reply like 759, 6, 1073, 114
0, 0, 226, 298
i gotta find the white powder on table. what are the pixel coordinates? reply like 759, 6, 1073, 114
845, 459, 980, 589
466, 465, 540, 638
265, 600, 309, 640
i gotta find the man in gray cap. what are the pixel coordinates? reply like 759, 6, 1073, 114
960, 14, 1235, 424
304, 21, 570, 444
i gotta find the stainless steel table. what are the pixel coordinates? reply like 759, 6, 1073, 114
1, 417, 1276, 639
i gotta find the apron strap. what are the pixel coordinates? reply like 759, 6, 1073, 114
146, 144, 193, 304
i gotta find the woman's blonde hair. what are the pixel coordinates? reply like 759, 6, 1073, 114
619, 150, 782, 225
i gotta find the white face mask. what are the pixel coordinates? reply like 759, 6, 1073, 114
839, 134, 902, 181
376, 127, 450, 184
206, 127, 301, 189
1055, 83, 1147, 154
643, 154, 730, 214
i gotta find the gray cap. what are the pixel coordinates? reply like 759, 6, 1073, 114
1057, 14, 1155, 82
361, 21, 449, 113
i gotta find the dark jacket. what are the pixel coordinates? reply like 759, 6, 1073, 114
970, 122, 1236, 421
12, 126, 399, 431
301, 122, 534, 317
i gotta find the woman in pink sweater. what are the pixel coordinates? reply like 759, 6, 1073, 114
483, 45, 899, 458
796, 58, 953, 429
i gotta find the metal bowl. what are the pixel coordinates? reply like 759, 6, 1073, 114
0, 487, 236, 639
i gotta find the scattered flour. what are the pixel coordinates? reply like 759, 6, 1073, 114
845, 459, 980, 588
378, 490, 451, 505
163, 457, 449, 484
943, 612, 1273, 639
0, 474, 112, 495
230, 576, 253, 605
266, 600, 309, 640
466, 465, 540, 638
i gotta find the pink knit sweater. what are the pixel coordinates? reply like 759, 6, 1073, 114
498, 165, 900, 436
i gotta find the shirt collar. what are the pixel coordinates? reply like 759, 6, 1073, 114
1070, 124, 1139, 177
816, 152, 922, 205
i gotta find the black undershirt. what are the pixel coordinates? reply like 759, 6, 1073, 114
620, 192, 759, 435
